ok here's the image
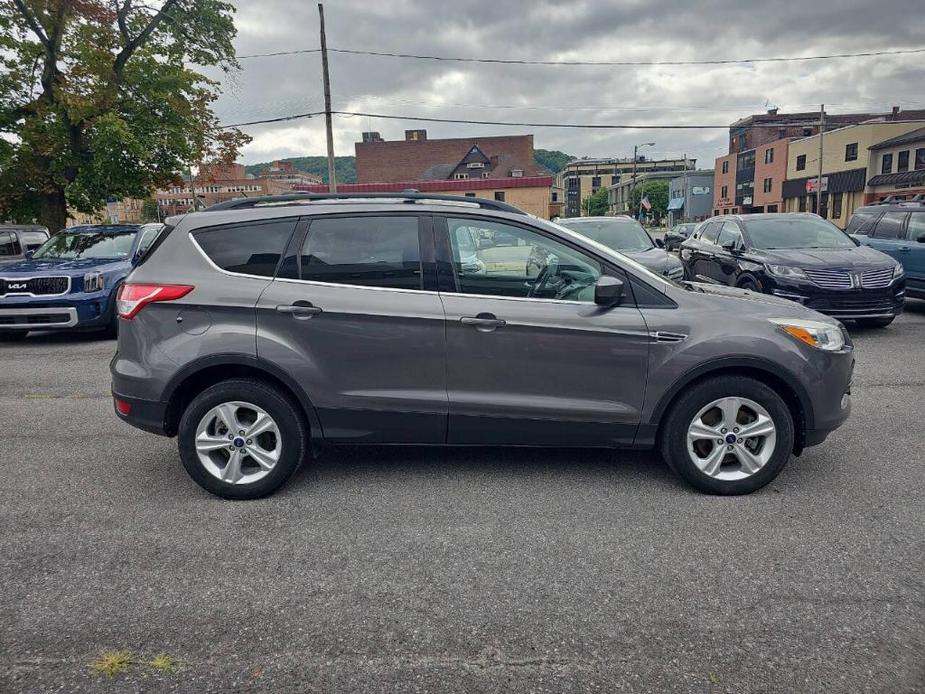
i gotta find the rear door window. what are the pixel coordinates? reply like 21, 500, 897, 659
298, 216, 422, 290
846, 211, 877, 235
0, 232, 21, 257
193, 219, 297, 276
716, 221, 742, 248
871, 212, 908, 240
907, 212, 925, 241
700, 222, 721, 245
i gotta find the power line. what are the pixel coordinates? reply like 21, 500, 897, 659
222, 111, 323, 127
236, 45, 925, 66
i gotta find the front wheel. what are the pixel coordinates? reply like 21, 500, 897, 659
177, 379, 308, 499
660, 376, 795, 495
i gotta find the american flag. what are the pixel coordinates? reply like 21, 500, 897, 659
640, 196, 652, 211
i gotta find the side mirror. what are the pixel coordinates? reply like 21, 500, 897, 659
594, 275, 624, 307
654, 237, 665, 248
24, 250, 34, 259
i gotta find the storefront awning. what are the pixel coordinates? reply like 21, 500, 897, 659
667, 197, 685, 211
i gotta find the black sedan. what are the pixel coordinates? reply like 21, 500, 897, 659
555, 216, 684, 281
679, 213, 905, 327
664, 222, 698, 251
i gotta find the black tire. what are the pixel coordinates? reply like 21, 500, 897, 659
178, 378, 308, 499
0, 331, 28, 341
856, 316, 894, 328
659, 376, 795, 495
736, 276, 761, 292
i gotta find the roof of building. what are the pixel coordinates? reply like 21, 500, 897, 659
868, 126, 925, 151
867, 170, 925, 187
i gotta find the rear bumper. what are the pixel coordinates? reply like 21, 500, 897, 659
112, 391, 172, 437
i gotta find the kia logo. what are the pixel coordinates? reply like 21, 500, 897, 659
9, 282, 27, 290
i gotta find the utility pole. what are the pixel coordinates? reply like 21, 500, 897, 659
318, 3, 337, 193
682, 152, 689, 223
631, 144, 638, 216
816, 104, 825, 215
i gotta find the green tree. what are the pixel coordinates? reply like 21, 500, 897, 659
582, 186, 609, 216
0, 0, 250, 230
533, 149, 574, 174
140, 197, 160, 223
630, 179, 670, 221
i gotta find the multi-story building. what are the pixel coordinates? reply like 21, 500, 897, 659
155, 163, 268, 217
666, 170, 714, 226
607, 171, 678, 217
347, 130, 557, 218
714, 107, 925, 216
781, 120, 925, 228
558, 156, 695, 218
260, 160, 321, 193
864, 126, 925, 203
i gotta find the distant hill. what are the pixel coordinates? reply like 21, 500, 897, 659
244, 149, 575, 184
244, 156, 357, 184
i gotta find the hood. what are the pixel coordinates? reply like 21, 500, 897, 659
680, 282, 840, 325
748, 245, 894, 270
621, 247, 683, 275
0, 257, 129, 276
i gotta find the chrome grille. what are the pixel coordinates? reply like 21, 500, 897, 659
860, 266, 894, 289
0, 276, 70, 296
803, 268, 852, 289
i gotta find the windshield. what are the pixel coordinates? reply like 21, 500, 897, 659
558, 218, 654, 251
32, 231, 137, 260
745, 217, 856, 249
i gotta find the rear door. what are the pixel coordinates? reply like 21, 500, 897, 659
256, 213, 447, 443
436, 215, 650, 447
691, 221, 722, 282
709, 220, 744, 285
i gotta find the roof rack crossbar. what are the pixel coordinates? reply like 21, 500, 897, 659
203, 192, 528, 215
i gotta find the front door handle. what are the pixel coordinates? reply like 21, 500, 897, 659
276, 301, 322, 320
461, 313, 506, 331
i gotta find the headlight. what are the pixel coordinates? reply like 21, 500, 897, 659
892, 261, 905, 279
765, 264, 807, 280
666, 266, 684, 279
83, 271, 105, 292
769, 318, 846, 352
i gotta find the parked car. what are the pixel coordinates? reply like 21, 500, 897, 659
112, 193, 854, 499
0, 225, 50, 265
847, 201, 925, 300
0, 223, 162, 339
679, 213, 904, 327
664, 222, 698, 252
555, 216, 684, 281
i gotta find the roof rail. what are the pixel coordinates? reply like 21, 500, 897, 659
203, 192, 528, 215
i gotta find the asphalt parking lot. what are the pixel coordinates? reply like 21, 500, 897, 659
1, 307, 924, 694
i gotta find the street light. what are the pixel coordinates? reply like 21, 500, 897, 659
631, 142, 655, 215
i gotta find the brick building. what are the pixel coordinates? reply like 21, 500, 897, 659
155, 163, 268, 216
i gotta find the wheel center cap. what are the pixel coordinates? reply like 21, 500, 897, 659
725, 433, 737, 444
233, 437, 245, 448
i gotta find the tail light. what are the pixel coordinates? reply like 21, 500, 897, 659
116, 283, 194, 319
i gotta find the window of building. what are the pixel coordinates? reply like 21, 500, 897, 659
721, 161, 729, 174
446, 218, 601, 301
798, 196, 807, 212
916, 148, 925, 171
298, 216, 422, 290
767, 204, 778, 213
721, 185, 728, 199
454, 173, 469, 180
552, 192, 559, 202
831, 192, 843, 219
763, 177, 773, 193
494, 191, 506, 202
765, 148, 774, 164
567, 177, 579, 190
803, 128, 813, 136
845, 143, 858, 161
193, 219, 296, 277
482, 171, 491, 178
796, 154, 806, 171
881, 153, 893, 174
591, 176, 601, 189
464, 192, 476, 198
611, 175, 619, 185
898, 150, 910, 172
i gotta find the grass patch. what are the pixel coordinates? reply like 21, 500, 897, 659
708, 672, 721, 685
91, 650, 134, 677
147, 654, 179, 673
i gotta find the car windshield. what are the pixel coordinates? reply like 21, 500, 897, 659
559, 218, 654, 251
32, 231, 137, 259
745, 217, 856, 249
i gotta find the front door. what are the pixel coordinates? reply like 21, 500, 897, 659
256, 213, 447, 443
437, 215, 650, 447
903, 211, 925, 294
710, 220, 744, 285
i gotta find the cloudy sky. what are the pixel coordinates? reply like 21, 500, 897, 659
209, 0, 925, 169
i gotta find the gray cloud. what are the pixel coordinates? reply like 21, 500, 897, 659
209, 0, 925, 168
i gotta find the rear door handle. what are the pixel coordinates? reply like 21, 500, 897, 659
461, 314, 506, 331
277, 302, 322, 319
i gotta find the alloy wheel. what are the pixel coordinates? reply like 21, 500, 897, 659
686, 396, 777, 481
194, 401, 282, 485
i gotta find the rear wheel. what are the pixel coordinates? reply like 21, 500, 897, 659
660, 376, 794, 495
856, 317, 894, 329
178, 379, 308, 499
737, 276, 761, 292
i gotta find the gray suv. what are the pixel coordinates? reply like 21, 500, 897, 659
111, 193, 854, 499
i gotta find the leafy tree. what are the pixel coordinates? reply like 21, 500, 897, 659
582, 186, 609, 216
140, 197, 160, 223
630, 179, 670, 221
533, 149, 574, 174
0, 0, 250, 231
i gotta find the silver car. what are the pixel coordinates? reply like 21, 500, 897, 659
111, 193, 854, 499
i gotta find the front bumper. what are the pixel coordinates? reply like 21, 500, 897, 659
801, 350, 854, 450
767, 277, 905, 320
0, 293, 114, 331
0, 306, 78, 329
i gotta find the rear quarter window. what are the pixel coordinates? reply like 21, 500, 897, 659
193, 219, 298, 277
846, 211, 876, 235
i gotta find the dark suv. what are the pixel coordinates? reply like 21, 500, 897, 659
112, 194, 854, 499
848, 202, 925, 300
679, 213, 904, 327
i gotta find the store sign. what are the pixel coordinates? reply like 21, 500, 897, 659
692, 186, 710, 195
805, 177, 829, 194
